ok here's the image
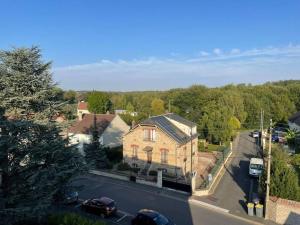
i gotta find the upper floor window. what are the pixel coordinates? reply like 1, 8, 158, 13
161, 148, 168, 164
143, 129, 156, 141
183, 146, 187, 161
132, 145, 138, 159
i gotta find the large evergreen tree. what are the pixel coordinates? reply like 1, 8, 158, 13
0, 47, 87, 224
84, 114, 106, 169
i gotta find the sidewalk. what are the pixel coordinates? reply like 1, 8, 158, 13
191, 195, 278, 225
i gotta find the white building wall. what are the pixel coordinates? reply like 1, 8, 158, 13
69, 133, 92, 155
102, 115, 130, 147
165, 117, 197, 136
288, 121, 300, 132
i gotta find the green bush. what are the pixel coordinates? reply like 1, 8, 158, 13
131, 167, 140, 173
105, 146, 123, 163
261, 146, 300, 201
117, 162, 131, 171
149, 170, 158, 176
48, 213, 105, 225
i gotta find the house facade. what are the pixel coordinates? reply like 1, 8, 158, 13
69, 114, 130, 154
123, 113, 198, 179
77, 101, 90, 121
288, 111, 300, 132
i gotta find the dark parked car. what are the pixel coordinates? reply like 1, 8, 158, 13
81, 197, 117, 218
132, 209, 175, 225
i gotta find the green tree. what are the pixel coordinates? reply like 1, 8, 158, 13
285, 128, 300, 148
0, 47, 87, 224
261, 146, 300, 201
63, 90, 77, 103
126, 102, 134, 113
84, 114, 106, 169
151, 98, 165, 115
87, 91, 112, 114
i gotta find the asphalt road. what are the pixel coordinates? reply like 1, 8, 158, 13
71, 173, 255, 225
197, 131, 262, 217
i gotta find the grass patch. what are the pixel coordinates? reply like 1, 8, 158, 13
198, 141, 226, 152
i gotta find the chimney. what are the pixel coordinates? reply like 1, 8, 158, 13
131, 120, 136, 128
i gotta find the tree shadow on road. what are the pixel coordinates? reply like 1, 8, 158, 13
224, 160, 259, 213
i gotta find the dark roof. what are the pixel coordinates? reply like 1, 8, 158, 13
140, 114, 195, 144
69, 114, 115, 135
289, 111, 300, 126
164, 113, 197, 127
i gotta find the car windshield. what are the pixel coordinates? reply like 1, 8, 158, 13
154, 214, 169, 225
250, 164, 263, 170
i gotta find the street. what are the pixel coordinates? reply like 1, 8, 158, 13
196, 131, 262, 217
71, 173, 256, 225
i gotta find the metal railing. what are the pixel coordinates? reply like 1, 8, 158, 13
198, 147, 231, 189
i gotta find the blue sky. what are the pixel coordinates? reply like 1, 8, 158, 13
1, 0, 300, 91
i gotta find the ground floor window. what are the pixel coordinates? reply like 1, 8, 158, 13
160, 148, 168, 164
131, 145, 138, 159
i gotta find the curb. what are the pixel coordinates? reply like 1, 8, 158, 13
188, 199, 229, 213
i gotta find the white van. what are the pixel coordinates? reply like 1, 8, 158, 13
249, 158, 264, 177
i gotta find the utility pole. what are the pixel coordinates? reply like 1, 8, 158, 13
265, 119, 272, 219
260, 109, 264, 148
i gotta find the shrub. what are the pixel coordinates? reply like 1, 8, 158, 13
131, 167, 140, 173
117, 162, 131, 171
48, 213, 105, 225
105, 146, 123, 163
149, 170, 158, 176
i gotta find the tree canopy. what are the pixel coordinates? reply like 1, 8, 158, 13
0, 47, 87, 224
87, 91, 112, 114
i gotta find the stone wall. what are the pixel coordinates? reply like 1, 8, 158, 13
123, 125, 198, 177
268, 196, 300, 224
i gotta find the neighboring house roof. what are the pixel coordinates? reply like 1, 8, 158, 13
78, 102, 88, 110
289, 111, 300, 126
164, 113, 197, 127
139, 113, 197, 144
69, 114, 115, 135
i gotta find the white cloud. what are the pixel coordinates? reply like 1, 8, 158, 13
199, 51, 210, 56
213, 48, 222, 55
231, 48, 240, 54
53, 44, 300, 91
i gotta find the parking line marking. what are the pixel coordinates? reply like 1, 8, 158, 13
116, 214, 127, 222
118, 210, 134, 217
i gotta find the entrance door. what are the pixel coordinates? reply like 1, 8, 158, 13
147, 150, 152, 163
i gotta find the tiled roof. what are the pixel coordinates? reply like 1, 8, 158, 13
289, 111, 300, 126
140, 114, 196, 144
78, 102, 88, 110
69, 114, 115, 135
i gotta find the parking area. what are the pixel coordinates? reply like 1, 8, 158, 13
58, 199, 133, 225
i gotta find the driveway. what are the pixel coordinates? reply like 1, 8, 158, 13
195, 131, 263, 217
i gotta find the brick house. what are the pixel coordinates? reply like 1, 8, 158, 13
123, 113, 198, 179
